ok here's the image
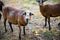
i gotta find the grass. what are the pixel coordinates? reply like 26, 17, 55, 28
30, 1, 37, 5
52, 0, 58, 2
21, 6, 30, 10
24, 0, 31, 3
51, 0, 60, 3
44, 31, 53, 38
43, 28, 60, 40
24, 0, 37, 5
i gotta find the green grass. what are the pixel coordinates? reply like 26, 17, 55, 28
52, 0, 57, 2
30, 1, 37, 5
52, 0, 59, 3
24, 0, 37, 5
44, 31, 53, 38
21, 6, 30, 10
24, 0, 31, 3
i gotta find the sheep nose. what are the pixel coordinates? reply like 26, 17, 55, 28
26, 19, 29, 23
40, 4, 42, 7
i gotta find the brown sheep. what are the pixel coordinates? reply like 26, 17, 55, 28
36, 0, 60, 30
2, 6, 34, 40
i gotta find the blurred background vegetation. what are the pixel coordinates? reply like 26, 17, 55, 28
0, 0, 60, 12
0, 0, 60, 6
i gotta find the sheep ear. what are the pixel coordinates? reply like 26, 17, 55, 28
0, 1, 4, 6
30, 12, 34, 16
43, 0, 47, 2
23, 12, 26, 15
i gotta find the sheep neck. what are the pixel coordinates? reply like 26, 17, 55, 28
39, 5, 47, 14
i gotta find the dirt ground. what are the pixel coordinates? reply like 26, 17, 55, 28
0, 0, 60, 40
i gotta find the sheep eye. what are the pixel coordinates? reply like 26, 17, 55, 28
23, 12, 26, 15
29, 12, 34, 16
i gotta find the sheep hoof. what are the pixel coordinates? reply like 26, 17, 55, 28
5, 30, 7, 32
19, 36, 21, 40
49, 27, 51, 31
11, 30, 13, 32
22, 33, 26, 36
43, 25, 46, 28
19, 38, 21, 40
24, 33, 26, 35
58, 23, 60, 27
44, 24, 47, 27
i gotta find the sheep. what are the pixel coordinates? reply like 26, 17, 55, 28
0, 1, 4, 20
36, 0, 60, 30
2, 6, 34, 40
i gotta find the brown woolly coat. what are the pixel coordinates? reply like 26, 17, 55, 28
2, 6, 27, 26
40, 4, 60, 17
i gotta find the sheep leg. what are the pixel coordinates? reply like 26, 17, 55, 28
44, 17, 47, 26
48, 17, 51, 30
23, 26, 26, 35
18, 26, 21, 40
8, 22, 13, 32
18, 21, 21, 40
4, 19, 7, 32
